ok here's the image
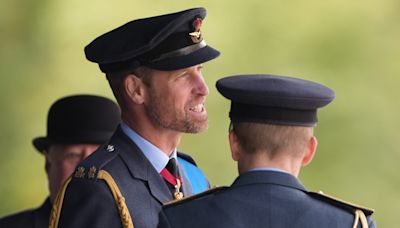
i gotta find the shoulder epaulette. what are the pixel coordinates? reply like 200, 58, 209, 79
50, 163, 133, 228
177, 152, 197, 166
73, 143, 120, 181
308, 191, 374, 216
163, 186, 228, 208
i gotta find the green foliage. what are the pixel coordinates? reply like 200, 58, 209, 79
1, 0, 399, 226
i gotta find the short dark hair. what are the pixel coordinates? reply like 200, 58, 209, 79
231, 122, 313, 159
106, 66, 153, 111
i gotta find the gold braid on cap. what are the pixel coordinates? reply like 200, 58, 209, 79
48, 170, 134, 228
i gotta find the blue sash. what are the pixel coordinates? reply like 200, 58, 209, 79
178, 157, 209, 194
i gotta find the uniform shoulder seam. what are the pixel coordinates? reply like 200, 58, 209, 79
308, 191, 374, 215
72, 144, 120, 181
163, 186, 227, 208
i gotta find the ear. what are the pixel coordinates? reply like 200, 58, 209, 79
301, 136, 317, 166
229, 131, 241, 161
123, 74, 146, 104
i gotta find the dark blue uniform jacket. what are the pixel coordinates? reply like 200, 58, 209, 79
159, 171, 376, 228
56, 126, 209, 228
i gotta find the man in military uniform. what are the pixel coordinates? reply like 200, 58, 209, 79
158, 74, 376, 228
0, 95, 120, 228
50, 7, 219, 228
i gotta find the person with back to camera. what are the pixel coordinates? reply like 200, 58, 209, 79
158, 74, 376, 228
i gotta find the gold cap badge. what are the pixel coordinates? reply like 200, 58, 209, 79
189, 18, 203, 43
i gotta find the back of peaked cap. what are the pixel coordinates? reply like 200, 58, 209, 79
32, 95, 121, 153
85, 7, 220, 73
216, 74, 335, 126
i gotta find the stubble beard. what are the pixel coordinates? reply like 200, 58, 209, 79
144, 94, 208, 134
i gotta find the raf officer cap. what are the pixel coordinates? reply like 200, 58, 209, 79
85, 7, 220, 73
32, 95, 121, 153
216, 74, 335, 127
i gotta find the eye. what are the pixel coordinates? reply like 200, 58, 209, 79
174, 72, 189, 81
64, 152, 81, 161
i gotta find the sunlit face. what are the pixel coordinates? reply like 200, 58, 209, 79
143, 64, 209, 133
45, 144, 99, 203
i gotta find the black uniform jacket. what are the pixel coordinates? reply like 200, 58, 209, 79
56, 126, 204, 228
159, 171, 376, 228
0, 197, 51, 228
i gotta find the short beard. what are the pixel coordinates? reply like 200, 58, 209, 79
144, 95, 208, 133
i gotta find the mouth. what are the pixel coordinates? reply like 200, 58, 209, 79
189, 103, 205, 113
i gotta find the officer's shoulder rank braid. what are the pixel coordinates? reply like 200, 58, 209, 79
73, 144, 120, 181
163, 186, 228, 208
308, 190, 374, 215
52, 144, 133, 228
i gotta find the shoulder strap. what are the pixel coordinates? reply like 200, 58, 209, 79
76, 144, 120, 181
48, 170, 134, 228
308, 191, 374, 215
309, 191, 373, 228
69, 144, 120, 184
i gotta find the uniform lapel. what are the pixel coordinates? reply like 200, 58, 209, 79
111, 127, 172, 204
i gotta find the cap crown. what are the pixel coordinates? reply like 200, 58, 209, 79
216, 74, 335, 126
85, 7, 220, 73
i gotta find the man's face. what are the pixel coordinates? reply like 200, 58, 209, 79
143, 64, 209, 133
45, 144, 99, 202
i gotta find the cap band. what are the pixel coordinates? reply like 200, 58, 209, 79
229, 102, 318, 127
99, 39, 208, 73
151, 40, 207, 62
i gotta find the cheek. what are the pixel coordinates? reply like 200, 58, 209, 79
149, 84, 189, 113
170, 90, 190, 107
50, 161, 77, 183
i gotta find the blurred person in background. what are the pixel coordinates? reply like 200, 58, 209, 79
159, 74, 376, 228
0, 94, 120, 228
50, 7, 219, 228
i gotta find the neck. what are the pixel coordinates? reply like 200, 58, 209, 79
122, 113, 181, 156
238, 152, 302, 177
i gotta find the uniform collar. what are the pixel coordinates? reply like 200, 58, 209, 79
232, 170, 306, 192
248, 167, 289, 174
120, 122, 177, 173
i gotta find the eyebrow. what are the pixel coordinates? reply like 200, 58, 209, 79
173, 70, 188, 78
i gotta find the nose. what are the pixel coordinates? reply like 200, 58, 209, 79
193, 71, 209, 96
197, 76, 209, 96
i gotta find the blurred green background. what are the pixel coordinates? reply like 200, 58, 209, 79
1, 0, 399, 226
